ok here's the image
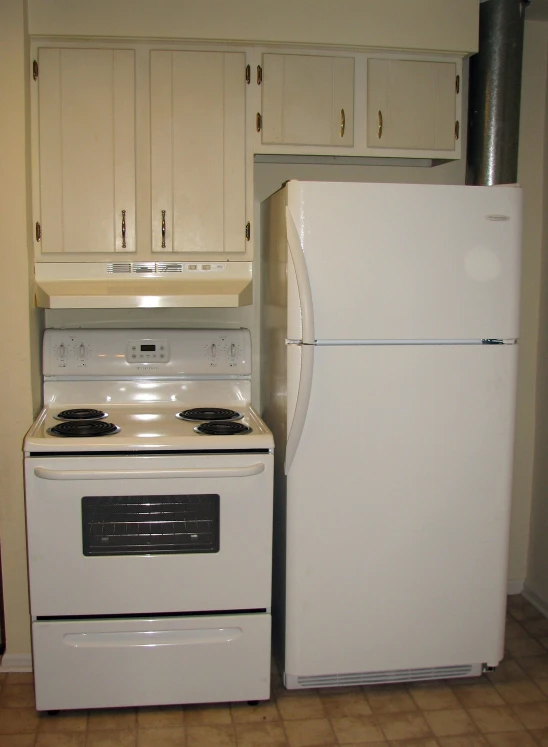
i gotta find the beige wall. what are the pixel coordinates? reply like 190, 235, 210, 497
0, 0, 43, 663
525, 22, 548, 604
27, 0, 479, 54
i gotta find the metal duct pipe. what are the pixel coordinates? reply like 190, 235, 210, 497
466, 0, 529, 186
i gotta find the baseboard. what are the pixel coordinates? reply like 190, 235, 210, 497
507, 579, 525, 595
0, 654, 33, 672
523, 585, 548, 619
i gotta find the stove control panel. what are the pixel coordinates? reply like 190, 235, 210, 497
44, 329, 252, 376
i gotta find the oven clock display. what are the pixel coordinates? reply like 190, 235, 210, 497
126, 339, 170, 363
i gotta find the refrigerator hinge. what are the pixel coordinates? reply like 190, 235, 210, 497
482, 339, 503, 345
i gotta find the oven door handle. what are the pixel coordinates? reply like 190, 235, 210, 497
33, 464, 266, 480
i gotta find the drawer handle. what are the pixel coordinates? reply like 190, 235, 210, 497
63, 628, 243, 648
340, 109, 345, 138
161, 210, 166, 249
121, 210, 126, 249
378, 110, 383, 139
33, 463, 266, 480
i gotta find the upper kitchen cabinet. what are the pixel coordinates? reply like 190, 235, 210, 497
34, 48, 136, 256
150, 50, 247, 255
365, 57, 461, 159
256, 53, 355, 152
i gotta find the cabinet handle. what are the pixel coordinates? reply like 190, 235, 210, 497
378, 110, 383, 139
256, 112, 262, 132
121, 210, 126, 249
161, 210, 166, 249
340, 109, 345, 138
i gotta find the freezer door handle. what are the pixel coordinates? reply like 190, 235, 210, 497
285, 344, 314, 474
286, 207, 315, 345
33, 464, 266, 481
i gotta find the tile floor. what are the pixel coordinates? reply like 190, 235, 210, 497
3, 596, 548, 745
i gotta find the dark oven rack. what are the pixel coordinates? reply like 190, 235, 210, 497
82, 494, 220, 556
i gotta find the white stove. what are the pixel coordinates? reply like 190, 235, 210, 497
24, 328, 274, 712
26, 328, 272, 453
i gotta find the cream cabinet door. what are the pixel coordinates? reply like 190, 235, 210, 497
261, 54, 354, 147
36, 48, 136, 255
367, 58, 457, 153
150, 51, 246, 254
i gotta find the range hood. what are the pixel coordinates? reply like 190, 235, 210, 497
34, 261, 253, 309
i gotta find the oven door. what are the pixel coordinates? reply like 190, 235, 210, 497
25, 452, 273, 617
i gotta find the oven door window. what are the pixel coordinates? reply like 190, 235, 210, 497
81, 495, 220, 556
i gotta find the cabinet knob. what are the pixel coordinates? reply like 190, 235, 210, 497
121, 210, 127, 249
161, 210, 166, 249
378, 110, 383, 139
340, 109, 345, 138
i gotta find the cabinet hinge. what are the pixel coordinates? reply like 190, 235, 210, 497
35, 222, 42, 242
256, 112, 262, 133
455, 74, 460, 94
257, 65, 262, 85
33, 60, 38, 81
245, 64, 251, 84
245, 222, 251, 241
455, 121, 460, 140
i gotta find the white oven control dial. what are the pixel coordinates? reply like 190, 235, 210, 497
126, 339, 170, 364
55, 343, 68, 360
75, 343, 89, 359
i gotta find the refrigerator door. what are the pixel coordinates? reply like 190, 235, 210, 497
286, 181, 522, 341
284, 343, 517, 680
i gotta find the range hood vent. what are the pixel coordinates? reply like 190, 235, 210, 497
34, 262, 253, 309
107, 262, 185, 274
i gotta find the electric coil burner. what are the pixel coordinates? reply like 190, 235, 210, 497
55, 408, 107, 421
23, 328, 273, 713
176, 407, 242, 422
195, 421, 252, 436
48, 420, 120, 437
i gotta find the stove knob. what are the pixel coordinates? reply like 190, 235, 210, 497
58, 343, 66, 358
210, 344, 217, 358
78, 343, 88, 359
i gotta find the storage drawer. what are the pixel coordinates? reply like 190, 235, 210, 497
32, 613, 271, 710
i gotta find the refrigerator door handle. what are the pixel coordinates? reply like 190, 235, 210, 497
286, 207, 315, 345
285, 344, 315, 474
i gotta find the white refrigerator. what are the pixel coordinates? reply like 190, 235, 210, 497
261, 180, 522, 689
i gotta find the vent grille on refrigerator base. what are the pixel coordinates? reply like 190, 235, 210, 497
289, 664, 481, 689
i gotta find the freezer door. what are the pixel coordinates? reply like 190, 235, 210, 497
284, 344, 517, 679
286, 181, 522, 341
